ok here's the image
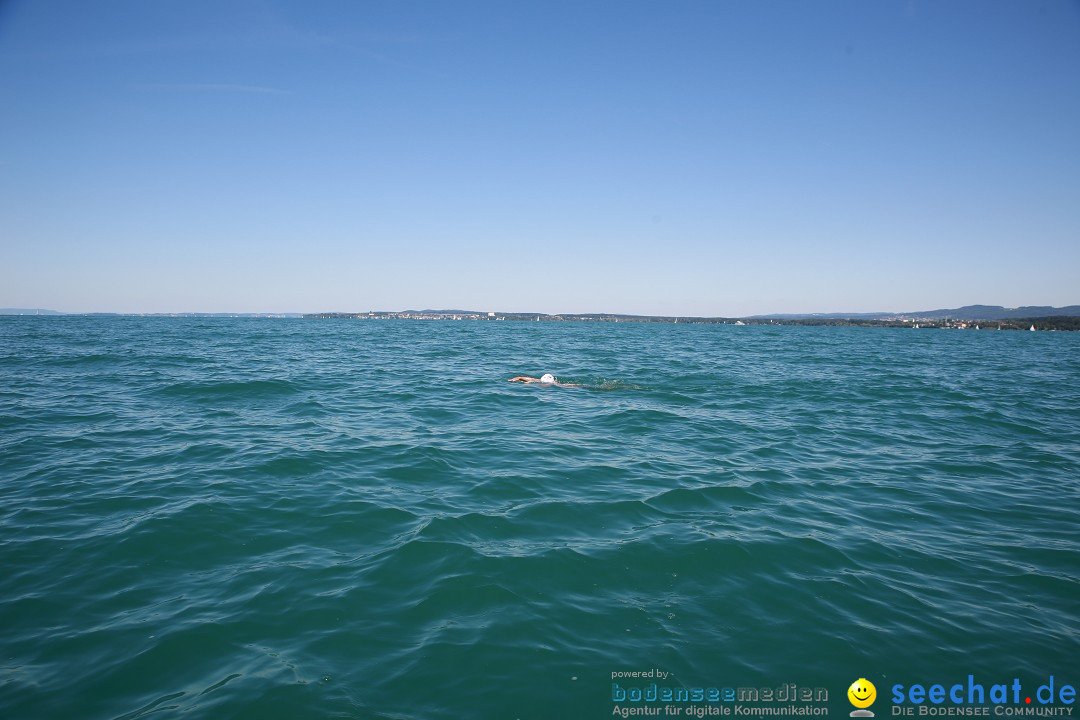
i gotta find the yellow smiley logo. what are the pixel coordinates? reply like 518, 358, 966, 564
848, 678, 877, 709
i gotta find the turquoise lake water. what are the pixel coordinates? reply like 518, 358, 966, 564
1, 317, 1078, 719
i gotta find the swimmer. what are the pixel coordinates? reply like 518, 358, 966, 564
508, 373, 581, 388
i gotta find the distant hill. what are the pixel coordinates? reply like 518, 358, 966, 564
897, 305, 1080, 320
0, 308, 64, 315
754, 305, 1080, 321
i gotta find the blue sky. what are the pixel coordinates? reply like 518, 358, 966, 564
1, 0, 1078, 315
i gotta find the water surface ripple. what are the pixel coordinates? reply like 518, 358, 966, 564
1, 318, 1077, 719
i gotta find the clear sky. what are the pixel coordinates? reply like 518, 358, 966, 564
1, 1, 1078, 315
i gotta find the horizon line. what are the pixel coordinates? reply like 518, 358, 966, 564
3, 303, 1080, 320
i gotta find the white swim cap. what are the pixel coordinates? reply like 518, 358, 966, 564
540, 374, 556, 384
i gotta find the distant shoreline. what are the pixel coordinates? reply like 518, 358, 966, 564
301, 312, 1080, 331
3, 305, 1079, 331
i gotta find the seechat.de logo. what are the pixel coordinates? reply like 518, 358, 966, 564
849, 678, 877, 717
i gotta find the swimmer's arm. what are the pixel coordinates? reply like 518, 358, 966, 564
508, 376, 540, 383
